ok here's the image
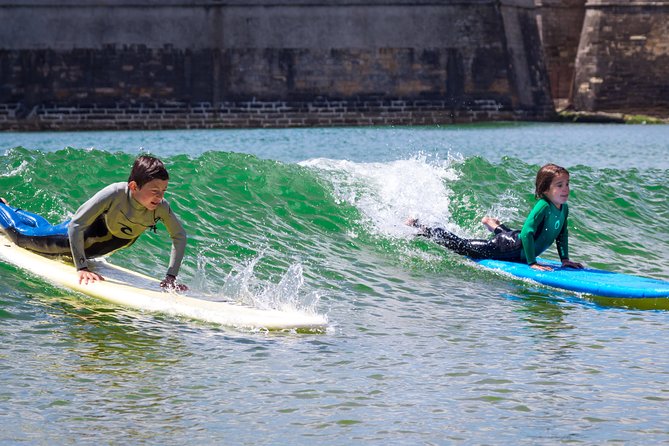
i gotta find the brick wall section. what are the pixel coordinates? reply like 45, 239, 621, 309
0, 0, 554, 130
0, 98, 519, 131
573, 0, 669, 115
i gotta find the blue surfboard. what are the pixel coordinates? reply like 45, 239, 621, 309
475, 258, 669, 299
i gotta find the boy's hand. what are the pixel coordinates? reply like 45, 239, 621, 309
78, 268, 105, 284
160, 274, 188, 292
561, 259, 584, 269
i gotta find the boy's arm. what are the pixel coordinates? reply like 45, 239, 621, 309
158, 202, 187, 279
67, 185, 118, 272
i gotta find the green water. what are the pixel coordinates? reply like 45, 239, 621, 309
1, 123, 668, 445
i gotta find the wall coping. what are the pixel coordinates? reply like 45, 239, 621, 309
0, 0, 498, 6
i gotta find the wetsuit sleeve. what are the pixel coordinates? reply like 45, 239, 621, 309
67, 184, 118, 270
158, 202, 187, 277
519, 200, 548, 265
556, 203, 569, 260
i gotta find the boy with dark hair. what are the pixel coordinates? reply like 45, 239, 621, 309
0, 155, 187, 290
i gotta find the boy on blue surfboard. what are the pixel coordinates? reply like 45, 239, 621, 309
0, 155, 188, 290
407, 163, 583, 271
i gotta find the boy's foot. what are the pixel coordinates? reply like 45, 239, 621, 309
0, 198, 7, 205
405, 217, 419, 227
481, 216, 500, 232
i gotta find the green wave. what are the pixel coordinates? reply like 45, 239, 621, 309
2, 148, 668, 290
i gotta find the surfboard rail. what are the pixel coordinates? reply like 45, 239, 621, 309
474, 257, 669, 309
0, 234, 328, 331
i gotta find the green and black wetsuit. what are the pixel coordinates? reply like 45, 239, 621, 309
417, 198, 570, 265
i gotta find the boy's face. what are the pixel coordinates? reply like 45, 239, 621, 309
130, 179, 169, 210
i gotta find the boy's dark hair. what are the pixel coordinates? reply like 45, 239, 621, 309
535, 163, 569, 199
128, 155, 169, 188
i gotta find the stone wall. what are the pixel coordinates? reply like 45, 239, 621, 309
0, 98, 515, 131
0, 0, 554, 130
573, 0, 669, 115
535, 0, 586, 107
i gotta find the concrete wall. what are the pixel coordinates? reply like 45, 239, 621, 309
573, 0, 669, 115
0, 0, 554, 130
535, 0, 586, 107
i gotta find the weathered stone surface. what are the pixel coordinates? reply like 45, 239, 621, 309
572, 0, 669, 115
535, 0, 586, 107
0, 0, 553, 129
0, 98, 524, 130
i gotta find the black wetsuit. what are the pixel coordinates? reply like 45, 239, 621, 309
418, 223, 524, 261
417, 198, 570, 264
0, 206, 135, 258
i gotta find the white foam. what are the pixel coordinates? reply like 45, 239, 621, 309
1, 159, 28, 177
300, 153, 463, 237
193, 250, 323, 316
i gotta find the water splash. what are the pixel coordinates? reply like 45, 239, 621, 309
196, 252, 323, 315
300, 152, 463, 237
1, 159, 29, 177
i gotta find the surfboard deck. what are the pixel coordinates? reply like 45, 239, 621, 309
0, 234, 328, 331
474, 257, 669, 309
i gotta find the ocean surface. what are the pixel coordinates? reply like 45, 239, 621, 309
1, 123, 668, 445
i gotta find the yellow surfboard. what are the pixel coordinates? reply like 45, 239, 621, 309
0, 234, 328, 331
